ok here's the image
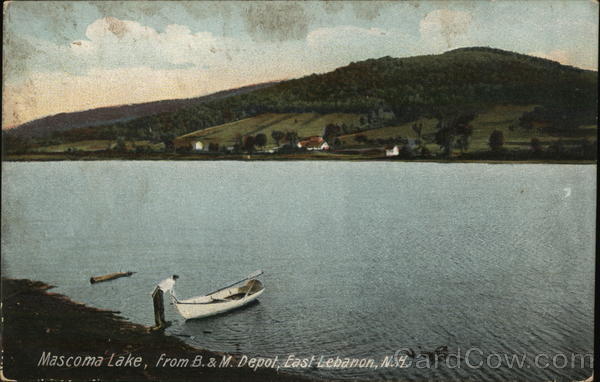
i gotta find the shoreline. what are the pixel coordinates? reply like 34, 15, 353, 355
1, 278, 317, 382
2, 152, 596, 165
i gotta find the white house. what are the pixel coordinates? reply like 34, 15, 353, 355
192, 141, 204, 151
385, 145, 400, 157
297, 136, 330, 151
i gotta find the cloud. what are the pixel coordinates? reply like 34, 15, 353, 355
67, 17, 236, 70
419, 9, 473, 50
5, 16, 248, 80
3, 11, 315, 127
3, 16, 322, 126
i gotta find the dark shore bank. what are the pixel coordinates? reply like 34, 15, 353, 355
1, 278, 315, 382
3, 151, 596, 164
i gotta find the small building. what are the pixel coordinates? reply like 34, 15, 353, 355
385, 145, 400, 157
192, 141, 204, 151
297, 136, 330, 151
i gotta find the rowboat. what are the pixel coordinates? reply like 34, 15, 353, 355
170, 270, 264, 320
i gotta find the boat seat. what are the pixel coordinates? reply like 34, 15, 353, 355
239, 279, 263, 294
224, 293, 245, 300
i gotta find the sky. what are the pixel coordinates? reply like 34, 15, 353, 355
2, 1, 598, 128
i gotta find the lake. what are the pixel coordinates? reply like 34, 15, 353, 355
1, 161, 595, 381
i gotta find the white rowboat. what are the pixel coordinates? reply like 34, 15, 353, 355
170, 270, 264, 320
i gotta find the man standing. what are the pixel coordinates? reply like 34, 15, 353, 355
152, 274, 179, 328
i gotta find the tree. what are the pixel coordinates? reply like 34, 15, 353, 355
3, 133, 33, 154
530, 137, 543, 154
323, 123, 341, 142
434, 114, 475, 157
234, 133, 244, 148
271, 130, 284, 146
285, 131, 299, 146
434, 119, 457, 157
399, 144, 415, 158
243, 135, 255, 153
519, 106, 588, 132
114, 136, 127, 152
254, 133, 267, 148
411, 123, 423, 140
488, 130, 504, 151
160, 133, 176, 152
455, 119, 473, 153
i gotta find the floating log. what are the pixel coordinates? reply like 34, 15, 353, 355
90, 271, 135, 284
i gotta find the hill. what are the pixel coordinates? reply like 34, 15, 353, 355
6, 82, 277, 139
5, 47, 597, 160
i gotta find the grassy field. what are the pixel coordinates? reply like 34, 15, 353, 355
338, 118, 438, 142
177, 104, 597, 156
34, 140, 165, 153
27, 105, 596, 158
34, 140, 113, 153
469, 104, 538, 151
337, 104, 596, 154
176, 113, 363, 149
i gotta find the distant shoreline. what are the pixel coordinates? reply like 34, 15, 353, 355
3, 152, 596, 165
1, 278, 315, 382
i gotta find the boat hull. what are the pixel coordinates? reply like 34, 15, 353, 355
173, 280, 264, 320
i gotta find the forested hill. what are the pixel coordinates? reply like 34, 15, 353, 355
285, 46, 596, 112
237, 46, 596, 123
7, 47, 598, 145
6, 82, 277, 139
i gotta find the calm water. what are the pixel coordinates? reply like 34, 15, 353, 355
2, 161, 595, 382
